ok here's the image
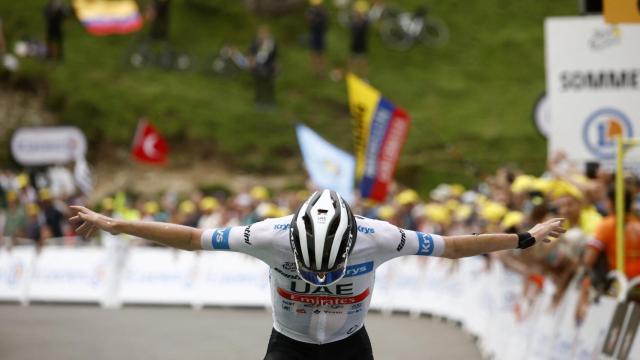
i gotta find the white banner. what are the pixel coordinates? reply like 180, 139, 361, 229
119, 248, 198, 305
10, 127, 88, 165
28, 247, 109, 302
193, 252, 270, 308
545, 16, 640, 168
0, 247, 35, 303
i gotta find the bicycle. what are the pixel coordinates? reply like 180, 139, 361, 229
202, 45, 249, 77
335, 0, 399, 29
125, 40, 192, 71
379, 6, 449, 51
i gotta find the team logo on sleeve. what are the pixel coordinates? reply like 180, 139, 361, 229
211, 228, 231, 250
243, 225, 252, 245
396, 228, 406, 251
416, 232, 434, 256
356, 225, 375, 234
344, 261, 373, 277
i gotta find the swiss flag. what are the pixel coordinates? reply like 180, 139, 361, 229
131, 119, 169, 165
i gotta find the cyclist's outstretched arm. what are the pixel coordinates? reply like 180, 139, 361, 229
69, 205, 203, 251
441, 217, 565, 259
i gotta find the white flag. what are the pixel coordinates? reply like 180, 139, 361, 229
74, 156, 94, 195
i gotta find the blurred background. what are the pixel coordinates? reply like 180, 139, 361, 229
1, 0, 640, 359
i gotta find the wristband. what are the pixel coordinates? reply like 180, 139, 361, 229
517, 232, 536, 249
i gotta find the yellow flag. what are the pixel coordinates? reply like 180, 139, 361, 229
346, 73, 381, 180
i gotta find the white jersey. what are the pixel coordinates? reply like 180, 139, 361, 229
201, 215, 445, 344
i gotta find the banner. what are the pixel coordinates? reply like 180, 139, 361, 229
73, 0, 143, 36
346, 74, 411, 202
545, 16, 640, 169
604, 0, 640, 24
119, 248, 197, 305
28, 247, 109, 303
295, 124, 355, 203
193, 252, 270, 308
0, 248, 35, 303
11, 126, 87, 165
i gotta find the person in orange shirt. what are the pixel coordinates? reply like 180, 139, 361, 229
577, 186, 640, 322
586, 187, 640, 279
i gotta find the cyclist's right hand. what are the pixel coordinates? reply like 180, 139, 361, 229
69, 205, 120, 238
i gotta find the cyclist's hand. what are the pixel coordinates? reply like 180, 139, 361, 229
69, 205, 120, 238
527, 218, 566, 244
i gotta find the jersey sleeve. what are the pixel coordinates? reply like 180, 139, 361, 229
367, 218, 446, 264
200, 217, 284, 265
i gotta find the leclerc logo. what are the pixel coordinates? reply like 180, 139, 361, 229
416, 232, 434, 256
582, 108, 633, 159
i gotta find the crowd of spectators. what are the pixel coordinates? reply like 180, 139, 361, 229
1, 151, 639, 314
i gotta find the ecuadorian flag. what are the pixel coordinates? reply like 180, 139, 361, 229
347, 73, 411, 202
73, 0, 143, 36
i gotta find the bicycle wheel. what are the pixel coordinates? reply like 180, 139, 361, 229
174, 53, 192, 71
127, 44, 151, 68
379, 18, 414, 51
420, 17, 450, 47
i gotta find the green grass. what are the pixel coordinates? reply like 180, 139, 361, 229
0, 0, 576, 191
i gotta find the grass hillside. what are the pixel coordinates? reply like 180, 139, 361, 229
0, 0, 576, 191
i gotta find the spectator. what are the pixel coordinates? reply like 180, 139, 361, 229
2, 191, 25, 248
198, 197, 221, 229
577, 186, 640, 321
147, 0, 171, 42
44, 0, 69, 60
24, 203, 43, 244
248, 25, 278, 108
306, 0, 329, 76
0, 17, 5, 55
39, 188, 65, 239
349, 1, 370, 78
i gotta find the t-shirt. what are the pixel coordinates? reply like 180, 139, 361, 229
201, 215, 445, 344
589, 215, 640, 278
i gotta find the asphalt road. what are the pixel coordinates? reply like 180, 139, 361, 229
0, 305, 481, 360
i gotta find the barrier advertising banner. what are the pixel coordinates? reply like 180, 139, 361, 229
193, 252, 270, 308
28, 247, 109, 302
545, 16, 640, 169
0, 248, 35, 303
119, 248, 197, 305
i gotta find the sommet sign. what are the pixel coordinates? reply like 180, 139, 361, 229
11, 127, 87, 165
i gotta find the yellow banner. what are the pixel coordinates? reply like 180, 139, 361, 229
346, 73, 381, 180
604, 0, 640, 24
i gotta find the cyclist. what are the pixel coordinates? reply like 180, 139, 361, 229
70, 189, 564, 359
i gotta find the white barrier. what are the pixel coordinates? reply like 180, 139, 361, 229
1, 244, 639, 359
28, 247, 109, 303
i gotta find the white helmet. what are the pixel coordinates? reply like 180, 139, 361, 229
289, 190, 357, 286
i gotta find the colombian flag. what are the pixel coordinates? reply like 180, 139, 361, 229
73, 0, 143, 36
346, 74, 411, 202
